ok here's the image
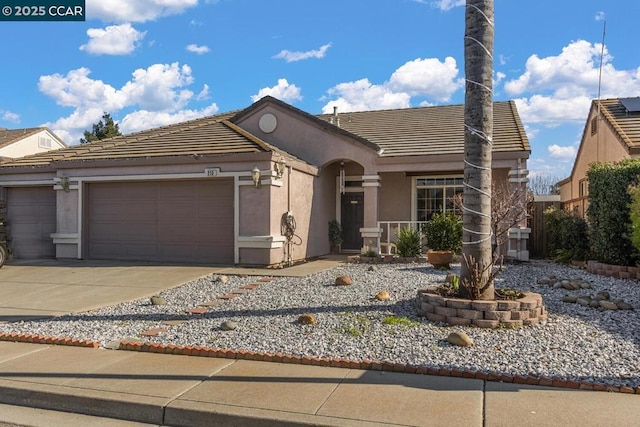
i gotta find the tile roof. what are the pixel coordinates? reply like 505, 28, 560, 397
597, 98, 640, 152
317, 101, 530, 157
0, 112, 276, 168
0, 98, 530, 170
0, 127, 45, 149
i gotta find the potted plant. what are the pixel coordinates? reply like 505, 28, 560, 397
423, 212, 462, 269
328, 220, 343, 254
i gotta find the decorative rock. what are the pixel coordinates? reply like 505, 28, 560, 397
368, 265, 378, 272
537, 277, 552, 285
298, 314, 317, 325
447, 331, 474, 347
335, 275, 353, 286
220, 321, 237, 331
579, 282, 592, 289
617, 301, 633, 310
375, 290, 390, 301
216, 275, 229, 284
596, 291, 610, 300
599, 300, 618, 310
589, 300, 600, 308
150, 295, 166, 305
562, 296, 578, 303
553, 282, 563, 289
576, 298, 591, 306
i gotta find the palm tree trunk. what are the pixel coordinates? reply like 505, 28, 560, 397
460, 0, 494, 300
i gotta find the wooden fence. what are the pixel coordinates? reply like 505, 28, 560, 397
528, 195, 561, 259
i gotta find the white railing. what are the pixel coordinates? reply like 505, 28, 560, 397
377, 221, 429, 255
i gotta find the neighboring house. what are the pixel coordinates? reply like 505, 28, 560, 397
559, 97, 640, 217
0, 127, 66, 160
0, 96, 531, 265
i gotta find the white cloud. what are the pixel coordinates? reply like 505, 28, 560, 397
513, 95, 593, 125
504, 40, 640, 124
388, 57, 462, 101
322, 56, 461, 112
548, 144, 577, 161
186, 44, 210, 54
119, 104, 219, 133
431, 0, 464, 11
251, 79, 302, 104
80, 23, 146, 55
196, 84, 209, 101
121, 63, 195, 111
322, 79, 411, 114
1, 110, 20, 123
39, 62, 215, 143
86, 0, 198, 23
273, 43, 332, 63
38, 68, 126, 110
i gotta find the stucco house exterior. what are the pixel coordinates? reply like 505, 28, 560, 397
0, 127, 66, 160
0, 96, 530, 265
559, 97, 640, 217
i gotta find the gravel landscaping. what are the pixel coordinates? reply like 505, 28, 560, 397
1, 260, 639, 388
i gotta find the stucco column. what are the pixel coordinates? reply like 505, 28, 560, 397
507, 161, 530, 261
360, 174, 381, 252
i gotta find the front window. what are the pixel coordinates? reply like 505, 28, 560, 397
416, 177, 463, 221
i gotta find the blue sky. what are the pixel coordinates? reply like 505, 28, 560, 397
1, 0, 639, 180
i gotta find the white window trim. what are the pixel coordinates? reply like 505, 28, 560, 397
412, 175, 463, 222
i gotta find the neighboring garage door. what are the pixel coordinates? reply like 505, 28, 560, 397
87, 179, 234, 264
7, 186, 56, 259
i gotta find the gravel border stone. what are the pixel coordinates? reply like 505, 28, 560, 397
0, 260, 638, 389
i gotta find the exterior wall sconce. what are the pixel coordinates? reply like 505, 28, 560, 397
251, 166, 261, 188
274, 158, 286, 179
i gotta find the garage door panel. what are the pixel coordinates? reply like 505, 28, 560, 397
88, 180, 233, 264
7, 187, 56, 259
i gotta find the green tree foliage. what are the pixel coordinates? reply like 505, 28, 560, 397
80, 113, 121, 144
544, 207, 589, 263
586, 159, 640, 265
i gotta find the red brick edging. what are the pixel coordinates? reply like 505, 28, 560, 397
0, 332, 99, 348
1, 332, 638, 395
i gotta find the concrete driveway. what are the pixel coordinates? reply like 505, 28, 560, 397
0, 256, 346, 323
0, 260, 222, 322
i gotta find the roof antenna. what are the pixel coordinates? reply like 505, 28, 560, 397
596, 19, 606, 162
596, 19, 606, 117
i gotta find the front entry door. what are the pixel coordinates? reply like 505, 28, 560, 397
341, 192, 364, 251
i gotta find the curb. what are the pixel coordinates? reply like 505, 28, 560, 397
114, 339, 640, 395
1, 332, 637, 395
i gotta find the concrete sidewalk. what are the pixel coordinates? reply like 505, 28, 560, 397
0, 342, 638, 427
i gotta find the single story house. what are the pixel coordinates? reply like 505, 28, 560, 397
0, 127, 66, 160
559, 97, 640, 217
0, 96, 531, 265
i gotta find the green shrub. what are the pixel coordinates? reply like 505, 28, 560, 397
544, 207, 589, 262
328, 220, 343, 247
395, 227, 423, 257
587, 160, 640, 265
629, 186, 640, 257
423, 212, 462, 252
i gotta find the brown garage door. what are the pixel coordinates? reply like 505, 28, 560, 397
7, 186, 56, 259
87, 179, 234, 264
